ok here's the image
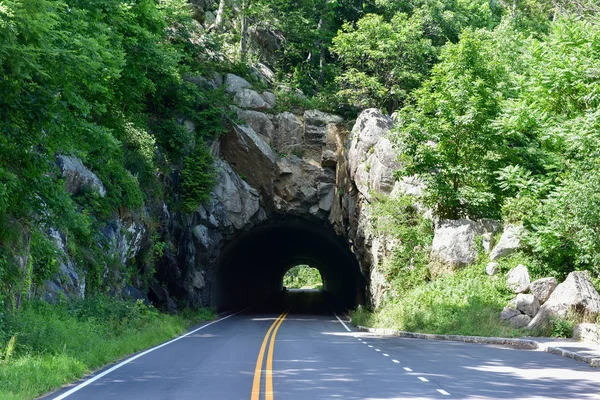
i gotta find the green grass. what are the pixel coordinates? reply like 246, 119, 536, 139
0, 297, 215, 400
351, 262, 528, 338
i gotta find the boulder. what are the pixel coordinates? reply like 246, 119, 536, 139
262, 91, 276, 107
56, 155, 106, 197
304, 110, 344, 149
490, 224, 522, 261
500, 307, 531, 328
528, 271, 600, 332
273, 112, 303, 153
317, 182, 335, 212
507, 264, 531, 293
366, 138, 400, 195
429, 219, 483, 275
515, 293, 540, 317
203, 159, 261, 230
234, 107, 274, 140
234, 88, 271, 110
220, 123, 277, 198
482, 232, 495, 253
530, 277, 558, 304
486, 262, 499, 276
573, 323, 600, 344
348, 109, 394, 179
224, 73, 251, 95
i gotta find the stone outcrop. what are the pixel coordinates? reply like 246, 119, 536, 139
506, 264, 531, 294
530, 277, 558, 304
56, 155, 106, 197
429, 219, 501, 276
528, 271, 600, 332
515, 293, 540, 318
500, 306, 531, 328
490, 224, 522, 261
429, 220, 483, 276
234, 88, 271, 110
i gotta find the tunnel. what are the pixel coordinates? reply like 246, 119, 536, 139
214, 218, 365, 311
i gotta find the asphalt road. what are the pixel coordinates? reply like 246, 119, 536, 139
47, 290, 600, 400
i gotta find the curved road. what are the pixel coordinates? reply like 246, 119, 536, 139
47, 291, 600, 400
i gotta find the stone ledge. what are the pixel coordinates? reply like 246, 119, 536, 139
357, 325, 599, 367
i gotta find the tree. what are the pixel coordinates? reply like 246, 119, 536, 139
394, 27, 519, 218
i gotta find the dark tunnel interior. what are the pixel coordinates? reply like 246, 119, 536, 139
214, 219, 365, 312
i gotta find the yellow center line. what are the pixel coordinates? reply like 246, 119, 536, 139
265, 311, 288, 400
251, 311, 288, 400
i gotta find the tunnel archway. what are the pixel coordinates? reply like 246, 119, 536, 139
214, 218, 364, 311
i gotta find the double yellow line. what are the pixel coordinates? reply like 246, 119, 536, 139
251, 310, 289, 400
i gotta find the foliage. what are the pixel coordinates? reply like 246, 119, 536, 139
394, 26, 521, 219
351, 263, 523, 337
550, 317, 575, 338
369, 195, 433, 290
283, 265, 323, 289
0, 0, 227, 302
0, 297, 215, 399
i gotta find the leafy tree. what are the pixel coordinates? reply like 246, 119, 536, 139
395, 27, 521, 218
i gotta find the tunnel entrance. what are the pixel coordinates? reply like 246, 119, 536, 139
214, 218, 364, 311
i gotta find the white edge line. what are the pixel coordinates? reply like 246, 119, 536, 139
437, 389, 450, 396
53, 309, 247, 400
333, 312, 351, 332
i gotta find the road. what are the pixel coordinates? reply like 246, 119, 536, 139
47, 290, 600, 400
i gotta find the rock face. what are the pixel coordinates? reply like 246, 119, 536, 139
490, 224, 522, 261
429, 220, 483, 276
234, 88, 271, 110
515, 293, 540, 317
56, 155, 106, 197
225, 73, 251, 95
528, 271, 600, 332
506, 264, 531, 294
486, 262, 499, 276
530, 277, 558, 304
500, 306, 532, 328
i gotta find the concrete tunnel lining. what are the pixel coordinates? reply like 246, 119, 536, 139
214, 219, 365, 311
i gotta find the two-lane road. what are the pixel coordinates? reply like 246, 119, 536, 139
47, 291, 600, 399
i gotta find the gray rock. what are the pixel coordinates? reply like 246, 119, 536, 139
573, 323, 600, 344
205, 159, 261, 230
429, 219, 483, 276
348, 109, 394, 180
56, 155, 106, 197
304, 110, 344, 148
482, 232, 495, 253
507, 264, 531, 293
234, 107, 274, 139
486, 262, 499, 276
262, 91, 276, 107
203, 10, 215, 25
490, 224, 523, 261
528, 271, 600, 332
225, 73, 252, 95
317, 183, 335, 212
530, 277, 558, 304
274, 112, 303, 152
234, 88, 271, 110
516, 293, 540, 317
184, 74, 217, 90
500, 307, 531, 328
220, 123, 277, 198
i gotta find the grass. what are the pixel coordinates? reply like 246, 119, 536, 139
0, 297, 215, 400
351, 261, 529, 338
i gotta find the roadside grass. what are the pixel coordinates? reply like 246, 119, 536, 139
352, 262, 528, 338
0, 297, 215, 400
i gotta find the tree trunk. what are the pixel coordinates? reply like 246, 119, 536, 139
317, 18, 326, 86
210, 0, 227, 32
240, 0, 249, 61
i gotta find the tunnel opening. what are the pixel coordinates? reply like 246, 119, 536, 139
214, 218, 364, 312
282, 264, 323, 290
